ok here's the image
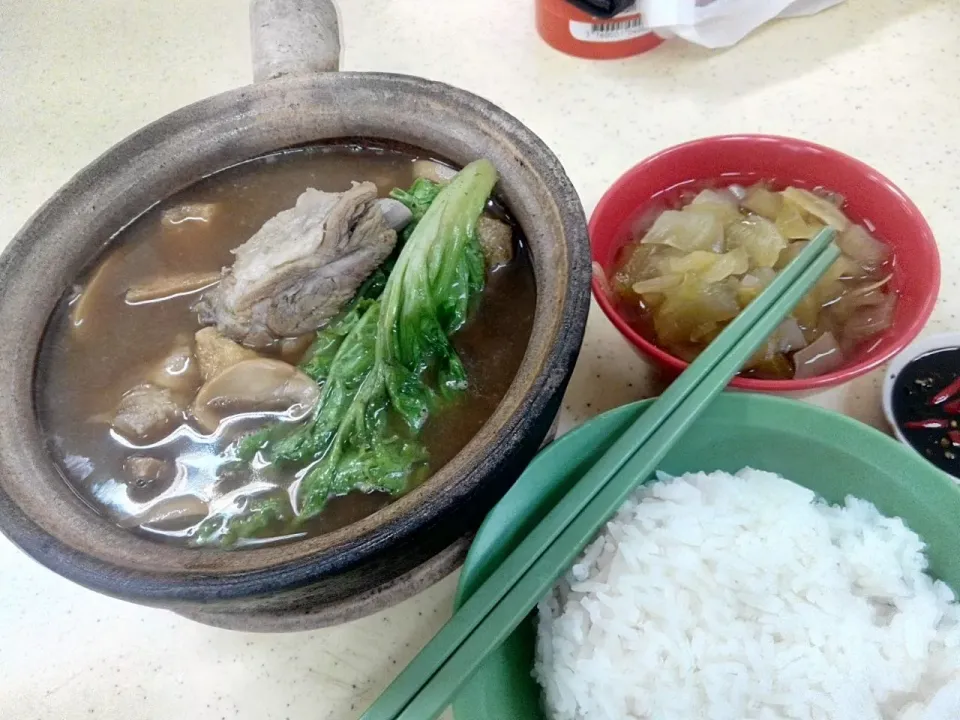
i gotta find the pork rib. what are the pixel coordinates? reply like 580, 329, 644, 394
196, 182, 395, 348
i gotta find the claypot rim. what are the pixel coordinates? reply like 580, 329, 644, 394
0, 71, 590, 602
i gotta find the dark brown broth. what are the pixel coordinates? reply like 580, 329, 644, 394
35, 143, 536, 547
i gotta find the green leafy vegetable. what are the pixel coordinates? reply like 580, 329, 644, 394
295, 159, 496, 517
232, 271, 386, 466
300, 267, 387, 382
389, 178, 443, 241
193, 494, 290, 548
196, 160, 497, 546
378, 170, 488, 425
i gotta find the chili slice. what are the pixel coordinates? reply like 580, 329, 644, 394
950, 430, 960, 446
904, 418, 951, 429
931, 376, 960, 405
944, 398, 960, 415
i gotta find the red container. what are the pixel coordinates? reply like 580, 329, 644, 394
590, 135, 941, 392
536, 0, 664, 60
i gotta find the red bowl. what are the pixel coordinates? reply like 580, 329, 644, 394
590, 135, 941, 392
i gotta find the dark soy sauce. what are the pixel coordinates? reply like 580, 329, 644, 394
891, 347, 960, 478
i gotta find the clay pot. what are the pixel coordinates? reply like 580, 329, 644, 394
0, 0, 590, 631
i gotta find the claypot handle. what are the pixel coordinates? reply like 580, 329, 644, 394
250, 0, 341, 82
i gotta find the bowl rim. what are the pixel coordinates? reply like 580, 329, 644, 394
589, 133, 941, 392
882, 332, 960, 446
0, 71, 591, 604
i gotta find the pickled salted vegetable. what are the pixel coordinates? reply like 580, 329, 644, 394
837, 224, 891, 268
741, 186, 782, 220
781, 187, 850, 231
643, 210, 724, 253
605, 183, 898, 380
726, 216, 787, 268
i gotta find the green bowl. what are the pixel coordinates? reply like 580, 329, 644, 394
451, 393, 960, 720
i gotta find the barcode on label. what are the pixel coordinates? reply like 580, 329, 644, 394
569, 14, 650, 43
590, 17, 645, 34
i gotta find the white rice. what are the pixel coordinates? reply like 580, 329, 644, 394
534, 469, 960, 720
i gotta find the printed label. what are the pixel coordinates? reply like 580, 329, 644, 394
569, 14, 650, 43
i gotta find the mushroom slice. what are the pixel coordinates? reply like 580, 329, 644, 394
192, 358, 320, 433
112, 384, 184, 443
147, 336, 201, 396
126, 270, 221, 304
194, 327, 260, 383
119, 494, 209, 530
69, 246, 131, 340
376, 198, 414, 231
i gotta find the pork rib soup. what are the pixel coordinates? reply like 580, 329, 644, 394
36, 144, 536, 549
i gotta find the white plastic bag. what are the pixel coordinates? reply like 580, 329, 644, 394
638, 0, 845, 49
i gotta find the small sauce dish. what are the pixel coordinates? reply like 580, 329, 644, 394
883, 332, 960, 479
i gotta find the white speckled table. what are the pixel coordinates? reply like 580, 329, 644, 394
2, 0, 959, 717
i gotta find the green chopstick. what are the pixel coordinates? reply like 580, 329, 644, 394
393, 239, 840, 719
362, 228, 839, 720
